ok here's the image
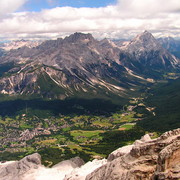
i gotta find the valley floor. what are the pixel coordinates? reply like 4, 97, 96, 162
0, 97, 149, 165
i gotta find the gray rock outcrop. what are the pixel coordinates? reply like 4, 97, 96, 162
0, 153, 41, 180
0, 154, 85, 180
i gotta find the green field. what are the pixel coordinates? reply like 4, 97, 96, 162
119, 123, 136, 130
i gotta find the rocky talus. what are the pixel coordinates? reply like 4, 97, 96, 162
0, 129, 179, 180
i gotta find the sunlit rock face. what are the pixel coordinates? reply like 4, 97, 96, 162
0, 129, 179, 180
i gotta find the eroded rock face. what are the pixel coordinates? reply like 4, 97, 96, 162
153, 139, 180, 179
86, 129, 180, 180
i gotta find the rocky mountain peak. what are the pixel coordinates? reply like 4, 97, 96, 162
118, 31, 180, 75
128, 30, 161, 51
64, 32, 94, 43
139, 30, 154, 38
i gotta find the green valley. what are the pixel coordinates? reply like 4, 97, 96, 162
0, 78, 180, 166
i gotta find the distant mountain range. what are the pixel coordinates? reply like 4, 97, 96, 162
158, 37, 180, 59
113, 35, 180, 59
0, 39, 41, 51
0, 31, 179, 99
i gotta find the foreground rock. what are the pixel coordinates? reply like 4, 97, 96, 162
0, 155, 85, 180
86, 128, 180, 180
0, 153, 41, 180
0, 128, 179, 180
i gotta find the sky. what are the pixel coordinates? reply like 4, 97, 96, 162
0, 0, 179, 40
23, 0, 116, 10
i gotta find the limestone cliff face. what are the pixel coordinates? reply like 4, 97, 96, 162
86, 129, 180, 180
0, 129, 179, 180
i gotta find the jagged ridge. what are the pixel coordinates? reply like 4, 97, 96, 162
0, 31, 179, 98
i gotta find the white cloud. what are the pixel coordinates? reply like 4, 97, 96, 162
117, 0, 180, 14
0, 0, 179, 40
0, 0, 27, 17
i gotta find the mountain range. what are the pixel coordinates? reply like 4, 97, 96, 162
0, 31, 179, 99
0, 40, 41, 51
